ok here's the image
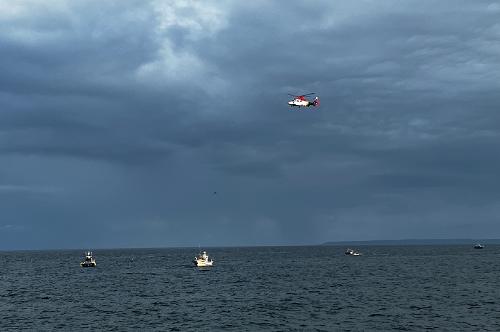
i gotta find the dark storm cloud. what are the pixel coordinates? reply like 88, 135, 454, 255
1, 0, 500, 249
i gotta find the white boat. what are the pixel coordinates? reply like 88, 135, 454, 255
345, 248, 362, 256
80, 251, 96, 267
193, 251, 214, 267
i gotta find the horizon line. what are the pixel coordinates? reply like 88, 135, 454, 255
1, 237, 499, 252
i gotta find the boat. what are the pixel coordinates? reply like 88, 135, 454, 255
80, 251, 96, 267
473, 244, 484, 249
193, 251, 214, 267
345, 248, 362, 256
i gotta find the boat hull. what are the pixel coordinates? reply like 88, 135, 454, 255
193, 260, 213, 267
80, 262, 96, 267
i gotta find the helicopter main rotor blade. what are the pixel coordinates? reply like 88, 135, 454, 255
288, 93, 315, 97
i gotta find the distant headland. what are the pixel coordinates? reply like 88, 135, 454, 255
322, 238, 500, 246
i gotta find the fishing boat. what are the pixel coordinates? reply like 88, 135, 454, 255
80, 251, 96, 267
473, 244, 484, 249
345, 248, 362, 256
193, 251, 214, 267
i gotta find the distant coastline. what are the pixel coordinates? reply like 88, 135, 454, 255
322, 238, 500, 246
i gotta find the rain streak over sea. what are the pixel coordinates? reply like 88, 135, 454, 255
1, 245, 500, 331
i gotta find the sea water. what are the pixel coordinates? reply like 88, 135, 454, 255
1, 245, 499, 331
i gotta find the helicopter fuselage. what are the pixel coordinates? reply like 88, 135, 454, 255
288, 96, 319, 107
288, 99, 312, 107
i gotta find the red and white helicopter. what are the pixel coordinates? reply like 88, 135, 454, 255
288, 93, 320, 108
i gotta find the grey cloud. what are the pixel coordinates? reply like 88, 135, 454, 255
0, 1, 500, 249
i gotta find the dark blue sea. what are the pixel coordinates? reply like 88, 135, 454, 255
1, 245, 500, 331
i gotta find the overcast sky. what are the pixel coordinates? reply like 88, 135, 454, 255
1, 0, 500, 249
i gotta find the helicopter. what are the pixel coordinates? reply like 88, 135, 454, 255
288, 93, 320, 108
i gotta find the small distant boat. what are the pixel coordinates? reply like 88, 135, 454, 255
193, 251, 214, 267
80, 251, 96, 267
473, 244, 484, 249
345, 248, 362, 256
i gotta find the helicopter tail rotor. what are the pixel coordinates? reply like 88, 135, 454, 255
313, 97, 320, 106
